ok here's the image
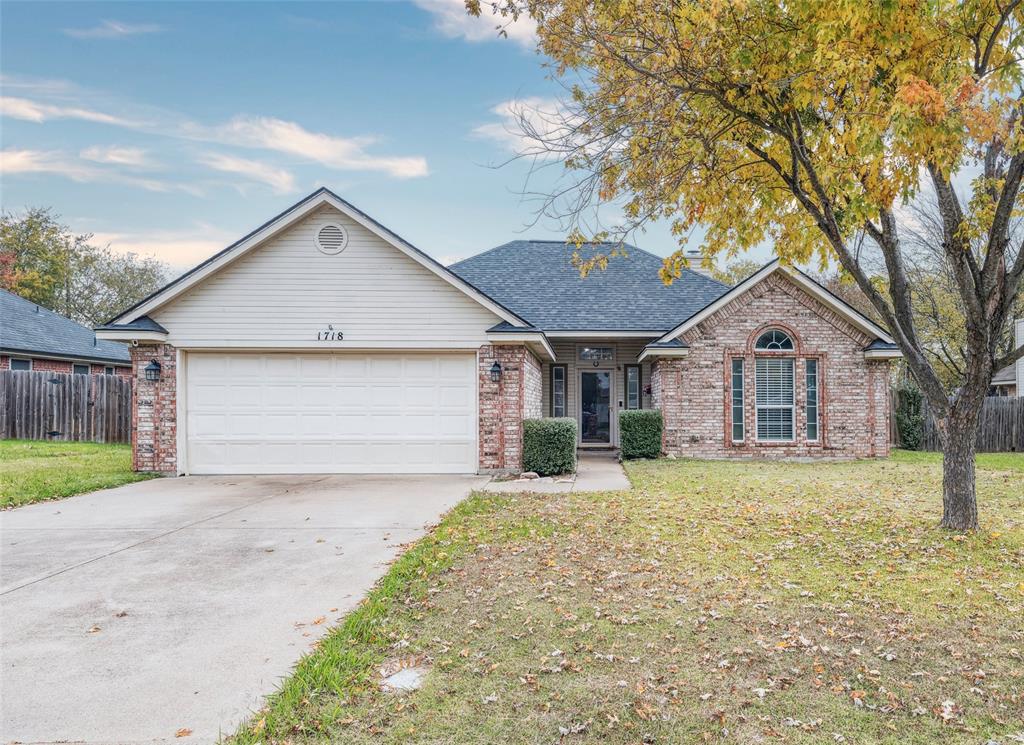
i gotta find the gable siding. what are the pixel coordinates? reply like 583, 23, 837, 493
152, 205, 502, 348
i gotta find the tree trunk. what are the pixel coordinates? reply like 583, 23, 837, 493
938, 405, 980, 531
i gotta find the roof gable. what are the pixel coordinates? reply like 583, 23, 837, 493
109, 188, 528, 328
450, 240, 729, 332
655, 259, 896, 345
1, 290, 130, 364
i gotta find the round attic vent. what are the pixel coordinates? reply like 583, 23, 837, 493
315, 223, 348, 255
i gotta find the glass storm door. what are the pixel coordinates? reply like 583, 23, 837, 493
580, 370, 611, 443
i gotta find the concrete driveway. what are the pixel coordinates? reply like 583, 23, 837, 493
0, 473, 487, 744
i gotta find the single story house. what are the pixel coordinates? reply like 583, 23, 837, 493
96, 188, 901, 475
1, 289, 131, 376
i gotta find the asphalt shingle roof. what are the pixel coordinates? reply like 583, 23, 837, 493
1, 289, 130, 364
992, 363, 1017, 385
450, 241, 729, 332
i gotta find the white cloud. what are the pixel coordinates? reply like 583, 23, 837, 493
90, 225, 234, 269
472, 97, 573, 154
63, 20, 163, 40
0, 95, 140, 127
197, 152, 296, 194
80, 145, 153, 167
2, 85, 429, 180
195, 116, 429, 179
0, 148, 201, 195
413, 0, 536, 49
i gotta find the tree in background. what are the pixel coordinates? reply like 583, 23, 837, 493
0, 208, 169, 327
471, 0, 1024, 530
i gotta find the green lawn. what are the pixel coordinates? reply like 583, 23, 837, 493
234, 450, 1024, 744
0, 439, 156, 508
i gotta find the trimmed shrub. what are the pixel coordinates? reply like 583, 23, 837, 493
522, 417, 577, 476
619, 409, 663, 459
895, 382, 924, 450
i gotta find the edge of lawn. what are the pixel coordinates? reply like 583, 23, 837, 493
230, 490, 522, 743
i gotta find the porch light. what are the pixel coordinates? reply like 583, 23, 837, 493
144, 360, 162, 382
489, 361, 502, 383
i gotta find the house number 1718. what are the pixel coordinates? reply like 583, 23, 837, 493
317, 326, 344, 341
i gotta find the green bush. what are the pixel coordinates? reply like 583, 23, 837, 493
895, 382, 924, 450
619, 410, 663, 459
522, 418, 577, 476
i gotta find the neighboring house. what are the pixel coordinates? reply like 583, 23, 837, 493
989, 318, 1023, 396
1, 289, 131, 376
96, 188, 901, 475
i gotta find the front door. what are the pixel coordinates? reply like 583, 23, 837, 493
580, 370, 612, 444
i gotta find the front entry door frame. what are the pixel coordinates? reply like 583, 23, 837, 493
577, 367, 616, 448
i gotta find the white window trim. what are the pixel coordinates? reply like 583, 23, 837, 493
625, 364, 641, 410
754, 357, 796, 443
10, 357, 32, 371
806, 358, 820, 442
73, 363, 91, 376
576, 344, 615, 365
730, 358, 744, 443
550, 364, 567, 418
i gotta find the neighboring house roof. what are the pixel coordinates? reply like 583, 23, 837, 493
449, 240, 730, 333
992, 363, 1016, 385
103, 188, 530, 330
654, 259, 898, 347
0, 289, 130, 365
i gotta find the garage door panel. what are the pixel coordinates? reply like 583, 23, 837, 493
186, 353, 476, 474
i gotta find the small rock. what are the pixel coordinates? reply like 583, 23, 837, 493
520, 471, 539, 479
380, 666, 427, 692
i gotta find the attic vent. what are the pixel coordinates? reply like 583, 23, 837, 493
316, 223, 348, 255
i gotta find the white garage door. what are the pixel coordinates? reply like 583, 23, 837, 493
185, 353, 477, 474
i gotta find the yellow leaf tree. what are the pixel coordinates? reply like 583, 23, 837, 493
470, 0, 1024, 530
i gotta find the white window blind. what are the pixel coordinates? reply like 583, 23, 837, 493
755, 357, 794, 440
806, 359, 819, 440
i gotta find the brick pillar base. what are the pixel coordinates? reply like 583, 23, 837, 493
130, 344, 178, 474
478, 345, 540, 473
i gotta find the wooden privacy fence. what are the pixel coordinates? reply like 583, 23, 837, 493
0, 369, 132, 443
891, 388, 1023, 452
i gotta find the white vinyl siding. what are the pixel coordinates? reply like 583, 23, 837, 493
153, 205, 501, 348
755, 358, 795, 441
184, 352, 476, 474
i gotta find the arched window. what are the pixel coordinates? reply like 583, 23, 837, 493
754, 329, 794, 351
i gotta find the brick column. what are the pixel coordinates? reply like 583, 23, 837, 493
130, 344, 178, 474
651, 358, 685, 455
478, 344, 541, 473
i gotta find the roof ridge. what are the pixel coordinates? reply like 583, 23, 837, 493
449, 240, 520, 269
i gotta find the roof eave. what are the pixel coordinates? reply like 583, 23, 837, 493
485, 329, 556, 361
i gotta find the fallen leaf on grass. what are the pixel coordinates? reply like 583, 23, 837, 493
175, 728, 192, 738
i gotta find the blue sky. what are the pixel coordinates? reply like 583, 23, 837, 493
1, 1, 740, 272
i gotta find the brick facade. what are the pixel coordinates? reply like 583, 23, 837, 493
477, 344, 543, 472
130, 344, 178, 473
0, 354, 131, 376
652, 273, 893, 459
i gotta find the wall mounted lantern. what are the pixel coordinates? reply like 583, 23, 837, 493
489, 361, 502, 383
144, 360, 162, 382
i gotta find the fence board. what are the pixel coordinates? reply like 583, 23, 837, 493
0, 370, 132, 444
892, 388, 1023, 452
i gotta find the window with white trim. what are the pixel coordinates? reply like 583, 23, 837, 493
10, 358, 31, 371
104, 366, 115, 376
550, 365, 567, 417
731, 358, 744, 441
73, 363, 90, 376
625, 365, 641, 410
755, 357, 795, 440
755, 329, 794, 351
579, 346, 614, 362
806, 358, 819, 440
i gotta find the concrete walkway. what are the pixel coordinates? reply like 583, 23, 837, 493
484, 451, 631, 493
0, 473, 487, 745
